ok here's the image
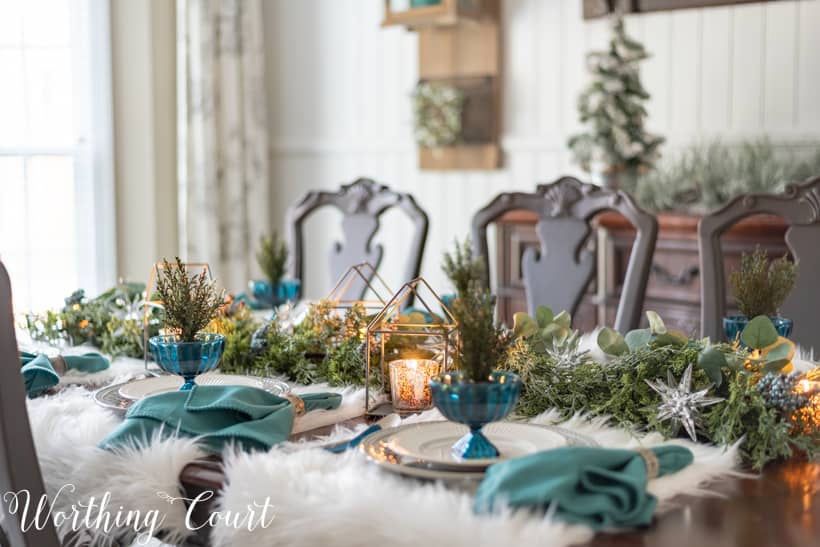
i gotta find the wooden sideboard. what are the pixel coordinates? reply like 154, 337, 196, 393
494, 211, 788, 335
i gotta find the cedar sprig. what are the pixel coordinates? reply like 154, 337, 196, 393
257, 231, 288, 286
155, 257, 225, 342
729, 247, 797, 318
452, 280, 509, 381
442, 237, 484, 298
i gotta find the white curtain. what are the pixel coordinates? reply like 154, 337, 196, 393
177, 0, 269, 292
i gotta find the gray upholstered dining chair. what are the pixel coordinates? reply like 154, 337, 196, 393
0, 261, 61, 547
471, 176, 658, 333
285, 177, 429, 299
698, 175, 820, 351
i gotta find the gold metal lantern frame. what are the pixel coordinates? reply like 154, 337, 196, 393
143, 261, 213, 373
365, 277, 459, 415
325, 262, 394, 317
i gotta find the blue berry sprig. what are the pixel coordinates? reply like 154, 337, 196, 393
756, 372, 812, 413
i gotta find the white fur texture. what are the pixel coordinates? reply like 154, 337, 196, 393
27, 385, 744, 546
19, 327, 811, 545
209, 409, 742, 547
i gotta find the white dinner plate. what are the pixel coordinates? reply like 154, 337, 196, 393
118, 373, 289, 400
360, 421, 598, 481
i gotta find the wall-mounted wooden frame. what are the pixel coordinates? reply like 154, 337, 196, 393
383, 0, 501, 170
584, 0, 773, 19
382, 0, 484, 29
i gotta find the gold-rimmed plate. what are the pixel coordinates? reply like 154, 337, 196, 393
359, 421, 598, 481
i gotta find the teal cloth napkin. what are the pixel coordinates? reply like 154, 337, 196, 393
474, 445, 694, 530
20, 351, 109, 398
99, 385, 342, 453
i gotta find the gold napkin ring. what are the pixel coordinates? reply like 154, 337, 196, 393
284, 393, 306, 417
638, 448, 659, 479
48, 355, 68, 375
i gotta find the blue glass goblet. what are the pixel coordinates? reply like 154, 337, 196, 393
430, 371, 522, 460
148, 333, 225, 391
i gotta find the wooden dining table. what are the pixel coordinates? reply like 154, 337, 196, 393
179, 417, 820, 547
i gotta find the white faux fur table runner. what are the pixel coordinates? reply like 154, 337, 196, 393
24, 356, 745, 547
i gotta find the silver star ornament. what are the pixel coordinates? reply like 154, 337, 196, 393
644, 363, 723, 442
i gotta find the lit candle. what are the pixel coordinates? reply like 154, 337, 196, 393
388, 359, 441, 412
792, 378, 820, 430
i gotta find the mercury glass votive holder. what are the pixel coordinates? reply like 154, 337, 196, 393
388, 359, 441, 412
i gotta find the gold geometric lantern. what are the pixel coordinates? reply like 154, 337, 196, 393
325, 262, 393, 317
143, 261, 213, 373
365, 277, 458, 415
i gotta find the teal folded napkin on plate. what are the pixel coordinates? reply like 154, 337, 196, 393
20, 351, 109, 398
474, 445, 694, 530
99, 385, 342, 453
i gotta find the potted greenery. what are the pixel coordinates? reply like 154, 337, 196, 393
251, 231, 299, 307
430, 242, 519, 460
149, 258, 226, 391
725, 247, 798, 343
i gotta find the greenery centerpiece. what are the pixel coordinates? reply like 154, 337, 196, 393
568, 15, 664, 188
149, 258, 226, 391
251, 231, 299, 308
23, 247, 820, 470
725, 247, 798, 343
430, 240, 520, 459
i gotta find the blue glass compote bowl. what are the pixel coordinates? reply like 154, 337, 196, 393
250, 279, 301, 308
430, 371, 522, 460
723, 315, 793, 345
148, 333, 225, 391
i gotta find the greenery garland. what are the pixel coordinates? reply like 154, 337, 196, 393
507, 306, 820, 470
24, 270, 820, 470
412, 82, 464, 148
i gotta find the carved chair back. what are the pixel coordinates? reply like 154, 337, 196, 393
698, 176, 820, 351
471, 177, 658, 332
0, 261, 61, 547
285, 178, 429, 299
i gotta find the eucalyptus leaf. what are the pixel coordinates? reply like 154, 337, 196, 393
513, 313, 538, 338
540, 324, 564, 342
597, 327, 628, 356
724, 353, 743, 371
740, 315, 778, 349
654, 330, 688, 348
763, 339, 793, 364
646, 310, 667, 335
697, 346, 727, 387
553, 310, 571, 329
535, 306, 554, 328
625, 328, 652, 351
552, 327, 571, 346
762, 358, 791, 373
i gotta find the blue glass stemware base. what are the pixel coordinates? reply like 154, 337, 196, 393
452, 427, 500, 459
430, 371, 522, 460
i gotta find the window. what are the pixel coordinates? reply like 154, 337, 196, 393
0, 0, 114, 312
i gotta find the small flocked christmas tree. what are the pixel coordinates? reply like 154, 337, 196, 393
568, 15, 664, 187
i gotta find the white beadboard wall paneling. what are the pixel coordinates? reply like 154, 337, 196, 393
699, 6, 731, 132
730, 3, 766, 131
503, 0, 538, 137
537, 0, 563, 140
264, 0, 820, 297
636, 11, 672, 140
797, 0, 820, 132
669, 10, 701, 136
762, 1, 799, 129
